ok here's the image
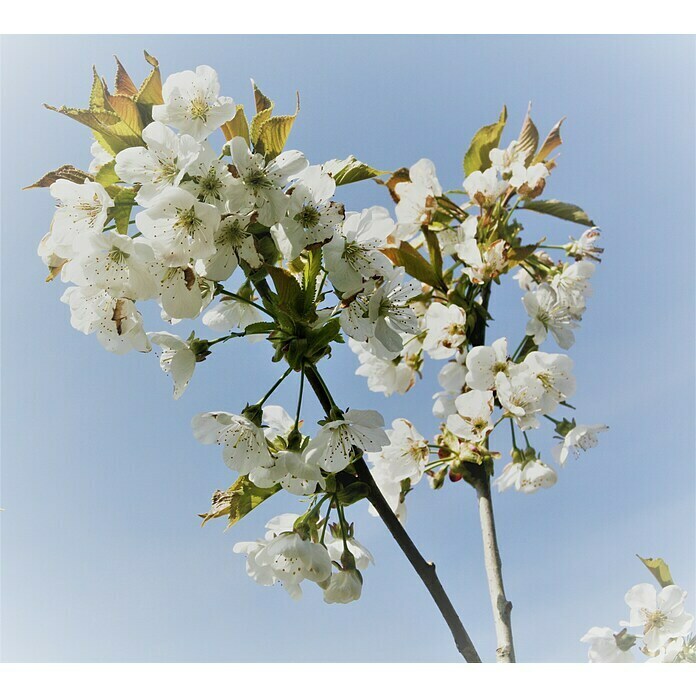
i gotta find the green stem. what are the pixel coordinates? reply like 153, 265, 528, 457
257, 366, 292, 407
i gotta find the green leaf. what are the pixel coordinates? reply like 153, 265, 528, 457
266, 265, 306, 318
110, 187, 136, 234
94, 160, 119, 187
329, 156, 386, 186
521, 199, 595, 226
244, 321, 276, 335
516, 103, 539, 166
89, 67, 108, 110
221, 105, 250, 145
533, 117, 565, 164
382, 241, 446, 292
199, 476, 280, 528
257, 113, 298, 160
422, 228, 444, 280
638, 556, 675, 588
463, 106, 507, 176
24, 164, 92, 189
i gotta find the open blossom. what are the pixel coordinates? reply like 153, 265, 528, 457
623, 583, 694, 653
422, 303, 467, 360
149, 331, 197, 399
581, 627, 635, 663
180, 142, 233, 211
114, 121, 201, 206
49, 179, 113, 257
271, 165, 344, 260
462, 239, 509, 284
234, 515, 332, 600
152, 65, 235, 141
61, 231, 158, 301
340, 269, 421, 358
226, 136, 307, 227
495, 364, 545, 429
550, 260, 594, 314
394, 158, 442, 240
350, 339, 417, 397
447, 390, 494, 443
135, 187, 219, 267
326, 534, 374, 572
509, 162, 549, 196
192, 411, 273, 474
157, 265, 210, 320
495, 458, 557, 494
466, 337, 509, 390
489, 140, 527, 172
196, 212, 262, 282
61, 286, 150, 354
372, 419, 429, 482
566, 227, 603, 262
325, 206, 394, 295
523, 283, 578, 350
463, 167, 508, 207
553, 424, 608, 466
439, 217, 479, 259
522, 351, 576, 414
305, 409, 389, 473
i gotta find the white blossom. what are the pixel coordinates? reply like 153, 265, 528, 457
49, 179, 113, 257
192, 411, 273, 474
271, 165, 343, 260
180, 142, 234, 211
522, 351, 576, 414
465, 337, 509, 391
580, 627, 635, 663
135, 187, 219, 266
305, 409, 389, 473
323, 569, 363, 604
202, 297, 264, 339
60, 286, 150, 354
446, 390, 494, 443
61, 231, 158, 301
114, 121, 201, 206
422, 303, 467, 360
623, 583, 694, 653
157, 265, 208, 320
523, 283, 578, 349
88, 140, 112, 174
152, 65, 235, 141
340, 269, 421, 358
350, 339, 417, 396
565, 227, 604, 262
149, 331, 197, 399
494, 458, 557, 494
495, 364, 545, 429
394, 158, 442, 240
324, 206, 394, 295
553, 424, 608, 466
226, 136, 307, 227
463, 167, 508, 207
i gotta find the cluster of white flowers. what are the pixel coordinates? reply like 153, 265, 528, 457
582, 576, 694, 663
37, 58, 614, 638
340, 133, 607, 512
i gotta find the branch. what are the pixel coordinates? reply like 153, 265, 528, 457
469, 280, 516, 663
473, 475, 515, 662
304, 364, 482, 663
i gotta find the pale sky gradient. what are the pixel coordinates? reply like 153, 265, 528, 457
1, 35, 694, 662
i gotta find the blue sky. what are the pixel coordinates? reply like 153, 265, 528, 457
1, 35, 694, 663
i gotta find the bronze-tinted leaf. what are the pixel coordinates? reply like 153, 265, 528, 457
221, 105, 251, 145
516, 103, 539, 166
534, 117, 565, 164
114, 56, 138, 97
25, 165, 92, 189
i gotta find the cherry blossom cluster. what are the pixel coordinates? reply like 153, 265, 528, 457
347, 130, 608, 519
34, 54, 609, 620
34, 56, 428, 605
581, 560, 694, 663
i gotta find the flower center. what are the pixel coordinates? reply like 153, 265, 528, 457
295, 204, 321, 229
189, 97, 210, 122
642, 609, 668, 633
175, 206, 203, 236
108, 247, 129, 264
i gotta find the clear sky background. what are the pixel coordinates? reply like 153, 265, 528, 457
1, 35, 694, 663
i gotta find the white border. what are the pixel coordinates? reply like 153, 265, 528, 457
1, 1, 695, 34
